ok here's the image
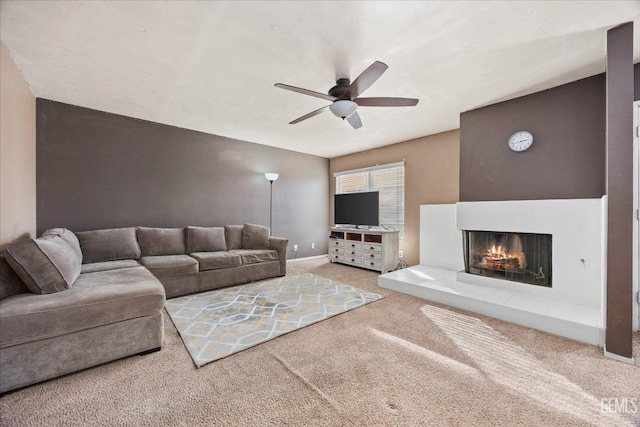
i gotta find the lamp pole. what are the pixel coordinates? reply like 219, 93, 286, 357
264, 173, 279, 234
269, 180, 274, 231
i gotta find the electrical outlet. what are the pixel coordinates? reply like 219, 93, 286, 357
398, 250, 404, 258
294, 244, 298, 251
311, 243, 315, 249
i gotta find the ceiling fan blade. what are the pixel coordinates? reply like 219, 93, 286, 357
346, 61, 388, 100
289, 105, 330, 124
346, 111, 362, 129
354, 97, 419, 107
275, 83, 338, 102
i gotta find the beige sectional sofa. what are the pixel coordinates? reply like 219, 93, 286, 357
0, 224, 288, 394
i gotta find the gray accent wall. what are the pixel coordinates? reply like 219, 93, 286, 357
635, 62, 640, 100
460, 74, 606, 202
460, 63, 640, 203
36, 99, 329, 259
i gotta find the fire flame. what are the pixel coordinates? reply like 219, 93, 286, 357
480, 244, 526, 271
490, 244, 506, 258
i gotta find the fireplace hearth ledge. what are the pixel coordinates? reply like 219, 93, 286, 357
379, 265, 604, 345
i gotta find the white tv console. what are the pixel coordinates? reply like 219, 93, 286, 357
328, 227, 400, 274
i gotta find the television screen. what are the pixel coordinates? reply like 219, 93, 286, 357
334, 191, 379, 227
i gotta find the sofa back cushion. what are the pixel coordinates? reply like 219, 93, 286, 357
4, 236, 80, 294
137, 227, 186, 256
224, 225, 244, 250
76, 227, 141, 264
242, 223, 270, 249
42, 228, 83, 264
186, 226, 226, 253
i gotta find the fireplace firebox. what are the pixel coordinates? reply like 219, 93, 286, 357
462, 231, 552, 287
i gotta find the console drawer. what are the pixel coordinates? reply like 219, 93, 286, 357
363, 251, 382, 261
345, 257, 362, 265
345, 242, 362, 250
363, 259, 382, 269
363, 243, 382, 252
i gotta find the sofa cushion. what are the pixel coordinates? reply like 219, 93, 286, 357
224, 225, 244, 250
80, 260, 141, 274
137, 227, 186, 257
231, 249, 279, 266
242, 223, 270, 249
139, 255, 198, 278
0, 266, 165, 348
4, 236, 80, 295
76, 227, 141, 264
42, 228, 83, 264
186, 226, 226, 253
189, 252, 242, 271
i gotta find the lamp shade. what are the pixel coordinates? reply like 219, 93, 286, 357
265, 172, 279, 182
329, 100, 358, 119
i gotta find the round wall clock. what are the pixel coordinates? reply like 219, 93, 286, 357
508, 131, 534, 152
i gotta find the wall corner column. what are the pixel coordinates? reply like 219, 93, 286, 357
0, 41, 37, 249
605, 22, 634, 361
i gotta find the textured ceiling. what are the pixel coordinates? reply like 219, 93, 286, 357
1, 1, 639, 158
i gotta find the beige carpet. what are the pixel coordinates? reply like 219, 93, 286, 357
1, 257, 639, 426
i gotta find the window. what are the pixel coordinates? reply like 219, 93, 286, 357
334, 162, 404, 237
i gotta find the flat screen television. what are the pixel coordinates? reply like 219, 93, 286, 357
334, 191, 379, 228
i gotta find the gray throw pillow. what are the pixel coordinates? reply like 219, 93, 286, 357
0, 255, 30, 300
42, 228, 83, 264
4, 236, 80, 294
77, 227, 141, 264
137, 227, 186, 256
224, 225, 244, 250
242, 223, 270, 249
186, 226, 226, 253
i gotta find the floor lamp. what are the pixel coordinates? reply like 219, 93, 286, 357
265, 173, 279, 233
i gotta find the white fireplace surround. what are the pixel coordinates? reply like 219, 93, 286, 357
379, 197, 609, 345
457, 198, 605, 308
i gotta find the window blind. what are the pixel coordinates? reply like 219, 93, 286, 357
334, 162, 404, 237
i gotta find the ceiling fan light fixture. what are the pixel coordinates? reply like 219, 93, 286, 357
329, 100, 358, 119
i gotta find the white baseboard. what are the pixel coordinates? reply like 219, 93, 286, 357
603, 349, 635, 365
287, 255, 327, 262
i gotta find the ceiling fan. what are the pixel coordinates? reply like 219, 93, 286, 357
274, 61, 418, 129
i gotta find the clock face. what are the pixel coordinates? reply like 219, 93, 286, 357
508, 131, 533, 152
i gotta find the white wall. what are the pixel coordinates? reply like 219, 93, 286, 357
419, 204, 464, 271
0, 41, 36, 248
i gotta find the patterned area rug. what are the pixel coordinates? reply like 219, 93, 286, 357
165, 273, 384, 367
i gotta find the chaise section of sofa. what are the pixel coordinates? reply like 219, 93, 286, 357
0, 228, 165, 395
